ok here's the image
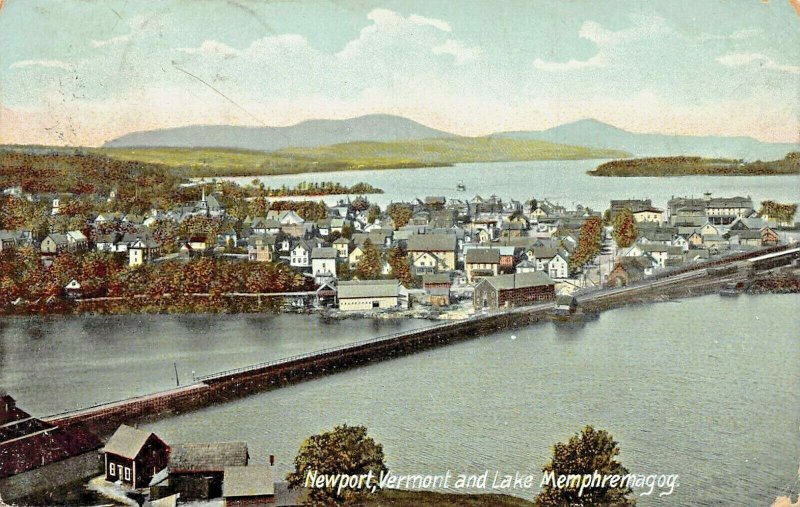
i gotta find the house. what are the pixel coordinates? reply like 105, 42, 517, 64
251, 218, 281, 236
423, 274, 451, 306
610, 199, 653, 217
64, 279, 82, 298
337, 279, 399, 311
406, 234, 457, 275
632, 207, 664, 223
546, 251, 569, 280
188, 235, 210, 252
761, 227, 780, 246
290, 241, 312, 268
0, 231, 17, 252
311, 247, 338, 284
473, 272, 555, 309
607, 256, 653, 287
168, 442, 249, 501
41, 233, 69, 254
464, 248, 500, 282
129, 238, 161, 267
704, 194, 754, 225
515, 259, 537, 273
554, 295, 579, 316
223, 465, 275, 507
103, 425, 169, 490
332, 237, 351, 259
248, 234, 277, 263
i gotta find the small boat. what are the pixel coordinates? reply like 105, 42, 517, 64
719, 282, 742, 297
456, 180, 466, 191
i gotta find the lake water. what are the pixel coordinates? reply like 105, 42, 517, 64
224, 159, 800, 210
0, 294, 784, 505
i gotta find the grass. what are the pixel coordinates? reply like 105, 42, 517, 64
87, 137, 627, 178
359, 489, 535, 506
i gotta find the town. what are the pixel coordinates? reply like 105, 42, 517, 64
1, 171, 797, 317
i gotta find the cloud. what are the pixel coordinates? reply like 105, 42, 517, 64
8, 59, 73, 71
176, 40, 240, 58
533, 54, 603, 71
717, 52, 800, 74
409, 14, 452, 32
697, 27, 762, 41
432, 40, 481, 65
90, 34, 133, 48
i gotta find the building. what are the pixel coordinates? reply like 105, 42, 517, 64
40, 233, 69, 254
337, 279, 399, 311
422, 274, 451, 306
406, 234, 457, 275
632, 207, 664, 223
607, 256, 653, 287
610, 199, 653, 217
103, 425, 169, 489
332, 237, 351, 259
464, 248, 500, 282
311, 247, 338, 284
554, 295, 579, 316
223, 465, 274, 507
473, 272, 555, 309
248, 234, 277, 263
290, 241, 312, 268
168, 442, 249, 501
128, 238, 161, 267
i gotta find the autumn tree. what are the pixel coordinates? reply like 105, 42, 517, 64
356, 239, 382, 280
758, 200, 797, 225
367, 204, 381, 224
535, 426, 635, 507
386, 246, 412, 287
387, 203, 413, 229
612, 208, 637, 248
568, 216, 603, 272
287, 424, 387, 506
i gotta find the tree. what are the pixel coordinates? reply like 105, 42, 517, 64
568, 216, 603, 272
367, 204, 381, 225
535, 426, 635, 507
356, 239, 382, 280
287, 424, 387, 506
387, 204, 413, 229
758, 200, 797, 226
612, 208, 637, 248
386, 247, 412, 286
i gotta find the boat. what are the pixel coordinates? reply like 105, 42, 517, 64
456, 180, 466, 191
719, 281, 742, 297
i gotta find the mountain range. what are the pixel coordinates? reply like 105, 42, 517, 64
105, 114, 798, 161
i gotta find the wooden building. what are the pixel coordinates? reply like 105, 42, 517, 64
223, 465, 275, 506
168, 441, 249, 501
337, 280, 399, 311
464, 248, 500, 282
102, 425, 169, 489
422, 274, 451, 307
473, 272, 555, 309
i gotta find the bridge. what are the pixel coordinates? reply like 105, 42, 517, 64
43, 243, 796, 435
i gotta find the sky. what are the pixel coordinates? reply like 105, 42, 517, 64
0, 0, 798, 146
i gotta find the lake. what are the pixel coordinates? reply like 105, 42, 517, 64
223, 159, 800, 210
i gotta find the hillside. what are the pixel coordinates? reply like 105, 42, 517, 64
104, 114, 456, 151
495, 119, 799, 160
96, 138, 627, 177
588, 153, 800, 177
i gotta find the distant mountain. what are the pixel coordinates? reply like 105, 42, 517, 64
494, 119, 799, 160
104, 114, 457, 151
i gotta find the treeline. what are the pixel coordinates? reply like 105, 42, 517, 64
246, 180, 383, 197
0, 248, 312, 315
590, 153, 800, 177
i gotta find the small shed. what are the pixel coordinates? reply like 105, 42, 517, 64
422, 274, 451, 307
168, 442, 249, 501
103, 425, 169, 489
223, 465, 274, 506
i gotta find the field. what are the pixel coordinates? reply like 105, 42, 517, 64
92, 137, 627, 177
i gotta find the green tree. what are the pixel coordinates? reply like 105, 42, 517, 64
758, 200, 797, 225
535, 426, 635, 507
367, 204, 381, 225
286, 424, 387, 506
356, 239, 382, 280
612, 208, 637, 248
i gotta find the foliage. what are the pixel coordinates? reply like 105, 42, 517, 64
356, 239, 382, 280
269, 200, 329, 221
758, 200, 797, 225
535, 426, 635, 507
286, 424, 387, 506
590, 153, 800, 177
612, 209, 637, 248
386, 247, 412, 287
387, 204, 413, 229
568, 216, 603, 272
367, 205, 381, 225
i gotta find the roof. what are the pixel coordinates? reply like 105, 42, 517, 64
224, 465, 275, 498
556, 295, 577, 306
338, 279, 399, 299
311, 247, 337, 259
423, 274, 451, 285
465, 248, 501, 264
169, 442, 249, 473
1, 425, 102, 479
479, 272, 554, 291
102, 424, 156, 460
406, 233, 456, 252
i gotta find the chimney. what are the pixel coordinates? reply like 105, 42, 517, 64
269, 455, 275, 466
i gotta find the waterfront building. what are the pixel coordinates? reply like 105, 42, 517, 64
102, 425, 169, 489
473, 272, 555, 309
337, 279, 399, 311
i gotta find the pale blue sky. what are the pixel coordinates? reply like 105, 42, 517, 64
1, 0, 798, 146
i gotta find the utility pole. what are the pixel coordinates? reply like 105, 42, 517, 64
174, 363, 180, 387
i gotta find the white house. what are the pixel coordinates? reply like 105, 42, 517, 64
290, 241, 312, 268
311, 247, 338, 284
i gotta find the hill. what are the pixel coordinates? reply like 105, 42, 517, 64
97, 137, 628, 177
494, 119, 799, 160
104, 114, 456, 151
588, 152, 800, 177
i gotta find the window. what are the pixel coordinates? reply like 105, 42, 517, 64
109, 464, 115, 477
124, 467, 131, 481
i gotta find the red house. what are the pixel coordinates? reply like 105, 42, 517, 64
102, 425, 169, 489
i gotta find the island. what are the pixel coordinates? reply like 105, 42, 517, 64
588, 152, 800, 177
